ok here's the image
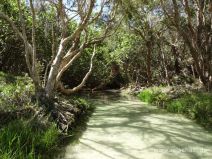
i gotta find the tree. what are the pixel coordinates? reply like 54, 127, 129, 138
0, 0, 118, 98
160, 0, 212, 90
117, 0, 168, 85
112, 0, 211, 89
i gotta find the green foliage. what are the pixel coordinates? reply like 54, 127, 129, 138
0, 72, 34, 111
0, 1, 30, 74
167, 93, 212, 126
167, 100, 184, 113
71, 97, 94, 112
63, 40, 112, 88
137, 87, 163, 103
0, 71, 94, 159
138, 87, 212, 128
138, 89, 155, 103
0, 120, 59, 159
107, 29, 138, 62
75, 98, 89, 107
154, 92, 170, 107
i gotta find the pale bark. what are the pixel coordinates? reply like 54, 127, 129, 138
56, 46, 85, 84
0, 0, 118, 98
17, 0, 33, 79
45, 0, 96, 97
45, 40, 65, 97
58, 45, 96, 94
44, 24, 56, 86
29, 0, 41, 89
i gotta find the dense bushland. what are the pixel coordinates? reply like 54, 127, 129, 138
1, 1, 211, 92
0, 0, 211, 157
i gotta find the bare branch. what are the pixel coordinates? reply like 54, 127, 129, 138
56, 29, 89, 83
63, 0, 95, 45
86, 16, 123, 46
89, 0, 105, 24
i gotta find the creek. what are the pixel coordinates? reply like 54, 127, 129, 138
54, 92, 212, 159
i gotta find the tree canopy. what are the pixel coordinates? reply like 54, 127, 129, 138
0, 0, 211, 96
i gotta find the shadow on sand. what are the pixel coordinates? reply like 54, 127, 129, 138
55, 92, 212, 159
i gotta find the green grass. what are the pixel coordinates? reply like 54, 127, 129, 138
0, 120, 59, 159
167, 93, 212, 126
138, 87, 212, 128
73, 97, 94, 111
0, 71, 94, 158
138, 87, 165, 104
138, 89, 155, 103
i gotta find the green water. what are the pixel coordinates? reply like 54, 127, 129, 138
55, 92, 212, 159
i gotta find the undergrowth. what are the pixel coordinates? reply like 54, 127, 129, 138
0, 71, 94, 158
0, 120, 59, 159
0, 72, 34, 111
138, 87, 212, 128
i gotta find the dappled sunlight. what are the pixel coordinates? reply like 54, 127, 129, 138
57, 93, 212, 159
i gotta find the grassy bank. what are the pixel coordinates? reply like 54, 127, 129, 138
0, 72, 94, 159
0, 120, 58, 159
138, 86, 212, 128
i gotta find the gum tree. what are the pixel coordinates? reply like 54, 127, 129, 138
0, 0, 118, 98
160, 0, 212, 90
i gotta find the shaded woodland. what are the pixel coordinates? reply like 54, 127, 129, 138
1, 0, 211, 94
0, 0, 212, 158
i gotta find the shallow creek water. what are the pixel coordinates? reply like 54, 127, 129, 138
53, 92, 212, 159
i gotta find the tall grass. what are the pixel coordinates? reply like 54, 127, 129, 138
0, 120, 59, 159
167, 93, 212, 126
138, 87, 212, 128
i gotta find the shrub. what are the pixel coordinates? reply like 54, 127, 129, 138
0, 72, 94, 159
154, 93, 170, 108
166, 99, 184, 113
138, 87, 168, 105
167, 93, 212, 122
0, 72, 34, 111
138, 87, 160, 103
138, 89, 154, 103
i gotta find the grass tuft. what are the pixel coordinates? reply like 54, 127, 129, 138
0, 120, 59, 159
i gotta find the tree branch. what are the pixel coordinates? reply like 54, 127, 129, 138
58, 44, 96, 94
0, 12, 24, 41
